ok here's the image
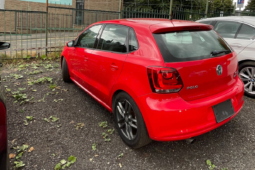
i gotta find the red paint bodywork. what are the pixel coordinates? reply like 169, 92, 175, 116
0, 95, 7, 170
61, 19, 244, 141
0, 100, 7, 149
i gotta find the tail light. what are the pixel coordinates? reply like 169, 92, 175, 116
147, 67, 183, 93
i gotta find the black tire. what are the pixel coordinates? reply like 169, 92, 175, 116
239, 61, 255, 98
62, 57, 71, 82
112, 92, 151, 148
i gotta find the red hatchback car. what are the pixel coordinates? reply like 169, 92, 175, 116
61, 19, 244, 148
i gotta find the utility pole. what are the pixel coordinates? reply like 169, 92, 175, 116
169, 0, 173, 19
46, 0, 48, 56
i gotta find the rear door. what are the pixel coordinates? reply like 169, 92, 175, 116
87, 24, 129, 104
153, 29, 238, 101
214, 21, 253, 54
234, 23, 255, 60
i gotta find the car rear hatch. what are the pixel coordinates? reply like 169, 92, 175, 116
151, 21, 238, 101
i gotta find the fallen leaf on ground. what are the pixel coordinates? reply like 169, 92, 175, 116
70, 121, 74, 124
9, 153, 16, 159
95, 155, 98, 157
12, 139, 17, 144
89, 158, 93, 161
60, 159, 66, 165
119, 163, 122, 168
28, 147, 34, 152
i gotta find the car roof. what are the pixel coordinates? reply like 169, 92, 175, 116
197, 16, 255, 26
95, 18, 209, 30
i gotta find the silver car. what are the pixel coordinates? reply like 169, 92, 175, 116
197, 16, 255, 98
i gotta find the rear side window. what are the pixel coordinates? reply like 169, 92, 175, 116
97, 24, 129, 53
214, 21, 241, 38
129, 29, 139, 52
76, 25, 102, 48
236, 24, 255, 40
153, 30, 232, 62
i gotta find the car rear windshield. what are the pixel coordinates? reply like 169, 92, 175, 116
153, 30, 232, 62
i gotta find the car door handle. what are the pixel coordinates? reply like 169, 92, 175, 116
110, 64, 118, 70
84, 57, 88, 62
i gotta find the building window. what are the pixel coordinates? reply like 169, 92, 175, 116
76, 0, 84, 25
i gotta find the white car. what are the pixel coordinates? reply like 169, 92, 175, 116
197, 16, 255, 98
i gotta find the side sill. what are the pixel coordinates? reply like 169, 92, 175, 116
71, 77, 112, 112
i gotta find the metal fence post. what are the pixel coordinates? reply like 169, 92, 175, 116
169, 0, 173, 19
15, 11, 17, 33
205, 0, 209, 18
119, 0, 122, 19
46, 0, 48, 56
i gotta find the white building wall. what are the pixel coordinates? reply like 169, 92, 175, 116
0, 0, 5, 9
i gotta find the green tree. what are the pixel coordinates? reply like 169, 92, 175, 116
223, 0, 234, 12
123, 0, 234, 13
245, 0, 255, 12
212, 0, 223, 11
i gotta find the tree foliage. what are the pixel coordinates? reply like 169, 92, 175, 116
245, 0, 255, 12
124, 0, 234, 13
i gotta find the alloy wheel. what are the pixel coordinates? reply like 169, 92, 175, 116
239, 67, 255, 95
116, 100, 138, 140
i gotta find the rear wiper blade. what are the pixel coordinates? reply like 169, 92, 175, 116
211, 50, 231, 56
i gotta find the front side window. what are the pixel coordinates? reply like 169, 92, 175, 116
129, 29, 139, 52
153, 30, 232, 62
97, 24, 129, 53
214, 21, 241, 38
236, 24, 255, 40
76, 25, 102, 48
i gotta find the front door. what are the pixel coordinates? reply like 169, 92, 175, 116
87, 24, 129, 104
73, 24, 103, 87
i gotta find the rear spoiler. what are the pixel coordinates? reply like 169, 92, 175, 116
150, 24, 213, 34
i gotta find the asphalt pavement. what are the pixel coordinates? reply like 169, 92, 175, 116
2, 61, 255, 170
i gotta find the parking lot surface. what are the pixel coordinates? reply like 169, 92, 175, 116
2, 60, 255, 170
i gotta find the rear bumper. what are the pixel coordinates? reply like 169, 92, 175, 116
138, 78, 244, 141
0, 125, 7, 170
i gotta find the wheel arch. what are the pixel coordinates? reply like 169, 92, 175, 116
110, 86, 153, 141
110, 89, 137, 112
110, 86, 142, 114
60, 56, 64, 69
238, 60, 255, 66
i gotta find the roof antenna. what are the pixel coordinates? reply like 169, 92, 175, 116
169, 0, 173, 20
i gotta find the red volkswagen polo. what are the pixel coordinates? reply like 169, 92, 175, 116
61, 19, 244, 148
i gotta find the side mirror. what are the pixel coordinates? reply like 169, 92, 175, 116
67, 40, 75, 47
0, 42, 10, 50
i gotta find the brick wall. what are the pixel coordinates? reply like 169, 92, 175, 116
4, 0, 120, 12
0, 0, 121, 33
